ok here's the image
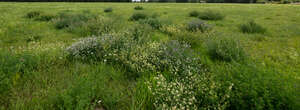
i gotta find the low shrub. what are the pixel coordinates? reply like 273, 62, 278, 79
189, 10, 200, 17
52, 12, 94, 29
207, 36, 247, 62
134, 6, 144, 10
240, 20, 266, 34
0, 51, 38, 107
79, 16, 118, 36
214, 63, 298, 110
66, 37, 102, 61
160, 24, 202, 47
139, 18, 162, 29
34, 14, 56, 21
129, 13, 148, 21
198, 10, 225, 21
186, 19, 212, 32
26, 11, 41, 18
104, 7, 113, 13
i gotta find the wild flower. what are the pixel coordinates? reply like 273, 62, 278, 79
66, 37, 102, 61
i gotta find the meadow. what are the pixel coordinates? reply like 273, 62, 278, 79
0, 2, 299, 110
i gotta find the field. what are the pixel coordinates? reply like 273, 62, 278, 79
0, 3, 299, 110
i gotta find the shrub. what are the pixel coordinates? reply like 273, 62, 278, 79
134, 6, 144, 10
214, 63, 298, 110
207, 36, 247, 62
143, 41, 231, 109
79, 16, 117, 36
34, 14, 55, 21
129, 13, 148, 21
189, 10, 200, 17
0, 51, 38, 107
198, 10, 225, 20
66, 37, 102, 61
240, 20, 266, 34
186, 19, 212, 32
53, 12, 93, 29
104, 7, 113, 13
139, 18, 162, 29
26, 11, 41, 18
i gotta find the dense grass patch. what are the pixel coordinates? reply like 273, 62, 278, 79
34, 13, 56, 21
189, 10, 200, 17
104, 7, 113, 13
134, 6, 144, 10
26, 11, 41, 18
52, 12, 94, 29
129, 12, 148, 21
139, 18, 162, 29
0, 51, 39, 107
207, 36, 247, 62
186, 19, 212, 32
240, 20, 266, 34
198, 10, 225, 20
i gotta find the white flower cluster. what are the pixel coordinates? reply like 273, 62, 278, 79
66, 37, 102, 60
145, 41, 233, 110
148, 73, 199, 110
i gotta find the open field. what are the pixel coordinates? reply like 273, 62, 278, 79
0, 3, 299, 110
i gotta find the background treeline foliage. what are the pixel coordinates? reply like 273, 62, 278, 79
0, 0, 298, 3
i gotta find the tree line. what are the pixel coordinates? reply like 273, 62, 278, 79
0, 0, 294, 3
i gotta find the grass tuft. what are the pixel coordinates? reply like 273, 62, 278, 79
240, 20, 266, 34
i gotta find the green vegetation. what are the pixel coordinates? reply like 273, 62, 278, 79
129, 12, 148, 21
197, 10, 225, 21
186, 19, 212, 32
0, 3, 299, 110
240, 20, 267, 34
104, 7, 113, 13
134, 6, 144, 10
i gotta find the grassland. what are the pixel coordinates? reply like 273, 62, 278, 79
0, 3, 299, 110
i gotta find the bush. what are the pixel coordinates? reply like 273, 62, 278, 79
214, 63, 298, 110
189, 10, 200, 17
66, 37, 102, 61
129, 13, 148, 21
79, 16, 118, 36
142, 41, 231, 109
34, 14, 55, 21
52, 12, 96, 32
207, 36, 247, 62
0, 51, 38, 107
186, 19, 212, 32
240, 20, 266, 34
134, 6, 144, 10
26, 11, 41, 18
198, 10, 225, 20
104, 7, 113, 13
139, 18, 162, 29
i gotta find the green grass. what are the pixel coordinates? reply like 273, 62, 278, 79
0, 3, 299, 110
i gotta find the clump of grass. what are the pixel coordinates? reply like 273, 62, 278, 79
104, 7, 113, 13
189, 10, 200, 17
79, 16, 118, 36
129, 12, 148, 21
139, 18, 162, 29
134, 6, 144, 10
34, 14, 56, 21
52, 12, 94, 29
207, 36, 247, 62
26, 11, 41, 18
198, 10, 225, 20
240, 20, 266, 34
186, 19, 212, 32
0, 51, 38, 106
